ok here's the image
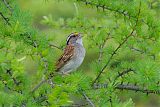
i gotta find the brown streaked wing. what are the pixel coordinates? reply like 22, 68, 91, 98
55, 45, 74, 71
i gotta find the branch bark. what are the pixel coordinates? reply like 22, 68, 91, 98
2, 0, 13, 12
0, 76, 22, 94
98, 33, 113, 63
93, 83, 160, 94
78, 0, 151, 28
6, 69, 21, 86
0, 12, 10, 25
79, 87, 95, 107
92, 2, 141, 85
79, 0, 134, 18
49, 43, 63, 50
115, 68, 134, 80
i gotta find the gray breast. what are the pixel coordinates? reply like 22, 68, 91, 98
59, 44, 85, 74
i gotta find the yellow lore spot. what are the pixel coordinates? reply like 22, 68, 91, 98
74, 32, 79, 36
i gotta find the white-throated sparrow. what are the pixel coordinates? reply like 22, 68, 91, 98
55, 32, 85, 74
31, 32, 85, 92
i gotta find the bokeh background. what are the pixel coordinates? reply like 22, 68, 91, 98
17, 0, 160, 107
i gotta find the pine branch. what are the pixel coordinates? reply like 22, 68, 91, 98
93, 83, 160, 94
31, 55, 55, 93
2, 0, 13, 12
31, 70, 55, 94
19, 33, 39, 48
98, 45, 103, 63
79, 87, 95, 107
108, 96, 113, 107
98, 33, 113, 63
49, 43, 63, 50
34, 94, 48, 104
78, 0, 134, 18
82, 92, 95, 107
92, 29, 135, 85
0, 3, 61, 51
116, 84, 160, 94
115, 68, 134, 80
21, 33, 62, 51
62, 103, 88, 107
92, 2, 141, 85
0, 76, 22, 94
31, 79, 48, 93
111, 68, 135, 87
6, 69, 21, 86
0, 12, 10, 25
128, 46, 156, 60
77, 0, 154, 29
0, 0, 12, 25
130, 47, 145, 54
98, 26, 118, 63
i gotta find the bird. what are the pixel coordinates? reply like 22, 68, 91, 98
53, 32, 85, 75
31, 32, 85, 93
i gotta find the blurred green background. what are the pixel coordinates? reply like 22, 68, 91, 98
17, 0, 160, 107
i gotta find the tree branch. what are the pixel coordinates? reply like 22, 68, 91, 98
0, 12, 10, 25
92, 30, 135, 85
2, 0, 13, 12
93, 83, 160, 94
49, 43, 63, 50
0, 0, 13, 25
114, 68, 134, 80
98, 33, 113, 63
62, 103, 88, 107
6, 69, 21, 86
79, 87, 95, 107
31, 55, 56, 93
0, 76, 22, 94
31, 79, 48, 93
116, 84, 160, 94
92, 2, 141, 85
78, 0, 153, 29
128, 46, 156, 60
79, 0, 134, 18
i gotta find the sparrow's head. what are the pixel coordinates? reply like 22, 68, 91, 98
67, 32, 83, 45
